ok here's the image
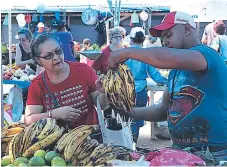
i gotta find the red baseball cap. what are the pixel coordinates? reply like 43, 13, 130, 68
149, 11, 196, 37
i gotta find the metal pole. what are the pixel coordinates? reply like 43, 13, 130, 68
114, 0, 117, 27
0, 10, 3, 128
117, 0, 121, 26
8, 9, 12, 69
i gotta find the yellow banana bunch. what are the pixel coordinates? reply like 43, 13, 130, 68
22, 128, 64, 158
102, 63, 136, 111
55, 125, 94, 153
64, 129, 93, 162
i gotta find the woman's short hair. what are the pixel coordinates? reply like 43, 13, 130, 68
17, 28, 32, 41
109, 26, 126, 40
30, 33, 59, 59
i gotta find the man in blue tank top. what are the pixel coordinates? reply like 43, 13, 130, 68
51, 19, 76, 62
108, 11, 227, 163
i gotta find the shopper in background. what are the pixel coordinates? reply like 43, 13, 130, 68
125, 27, 167, 143
92, 26, 126, 75
15, 28, 36, 72
51, 19, 76, 62
201, 20, 223, 46
211, 22, 227, 64
80, 38, 94, 67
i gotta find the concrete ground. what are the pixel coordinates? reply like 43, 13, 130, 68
136, 121, 171, 150
136, 90, 171, 150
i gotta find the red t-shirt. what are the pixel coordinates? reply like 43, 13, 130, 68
27, 62, 98, 128
92, 46, 112, 75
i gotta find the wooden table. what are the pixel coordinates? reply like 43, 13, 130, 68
147, 86, 166, 140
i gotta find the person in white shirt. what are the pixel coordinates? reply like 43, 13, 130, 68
211, 22, 227, 64
201, 20, 223, 46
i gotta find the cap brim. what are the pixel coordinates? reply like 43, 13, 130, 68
149, 23, 176, 37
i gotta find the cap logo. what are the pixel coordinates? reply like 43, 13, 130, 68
176, 18, 189, 24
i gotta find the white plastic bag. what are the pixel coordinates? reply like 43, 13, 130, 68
7, 86, 23, 122
96, 98, 135, 150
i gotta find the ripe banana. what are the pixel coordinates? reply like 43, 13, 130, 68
64, 129, 92, 162
22, 128, 63, 158
2, 127, 24, 137
1, 135, 16, 142
21, 123, 35, 153
87, 152, 117, 166
77, 155, 91, 166
9, 130, 25, 160
55, 125, 94, 153
102, 63, 136, 112
37, 118, 56, 141
77, 139, 99, 159
29, 118, 47, 145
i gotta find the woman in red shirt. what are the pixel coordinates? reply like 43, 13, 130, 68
25, 33, 109, 129
92, 26, 126, 75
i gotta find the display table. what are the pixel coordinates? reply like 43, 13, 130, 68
147, 86, 166, 139
79, 50, 102, 60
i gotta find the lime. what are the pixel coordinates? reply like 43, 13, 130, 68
44, 151, 58, 164
5, 164, 15, 167
51, 156, 66, 166
1, 155, 13, 166
13, 157, 29, 166
29, 156, 46, 166
18, 163, 29, 167
67, 163, 74, 166
34, 150, 46, 158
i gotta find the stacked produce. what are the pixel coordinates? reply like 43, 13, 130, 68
1, 118, 133, 166
2, 65, 36, 81
102, 63, 136, 111
2, 123, 26, 157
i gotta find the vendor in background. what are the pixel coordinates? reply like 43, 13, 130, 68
25, 33, 109, 132
210, 22, 227, 64
126, 27, 167, 143
92, 26, 126, 75
33, 22, 45, 38
15, 28, 36, 72
51, 19, 76, 62
109, 11, 227, 163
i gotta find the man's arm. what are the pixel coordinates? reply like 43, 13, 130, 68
110, 47, 208, 71
128, 87, 169, 122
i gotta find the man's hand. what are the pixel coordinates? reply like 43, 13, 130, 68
108, 49, 129, 68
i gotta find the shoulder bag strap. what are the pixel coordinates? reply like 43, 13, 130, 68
41, 72, 60, 108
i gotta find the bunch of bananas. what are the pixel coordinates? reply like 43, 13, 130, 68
75, 144, 132, 166
2, 122, 26, 157
54, 125, 96, 162
8, 118, 64, 160
102, 63, 136, 111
